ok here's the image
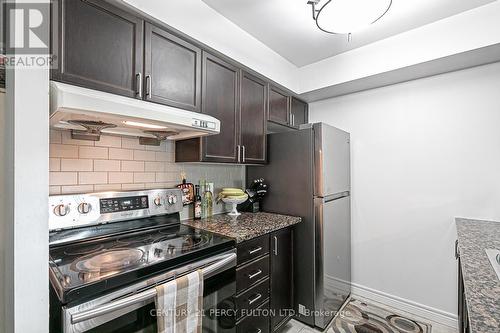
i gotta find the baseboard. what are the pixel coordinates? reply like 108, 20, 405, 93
350, 282, 458, 330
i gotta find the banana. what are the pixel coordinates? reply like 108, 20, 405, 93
216, 188, 246, 203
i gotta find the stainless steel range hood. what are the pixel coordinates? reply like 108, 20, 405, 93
49, 81, 220, 142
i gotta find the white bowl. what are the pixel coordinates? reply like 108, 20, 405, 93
221, 195, 248, 216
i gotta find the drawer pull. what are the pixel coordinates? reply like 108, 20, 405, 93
249, 247, 262, 255
248, 269, 263, 280
248, 293, 262, 305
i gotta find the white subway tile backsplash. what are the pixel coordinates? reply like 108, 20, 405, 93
109, 148, 134, 160
94, 184, 120, 192
134, 150, 156, 161
95, 135, 122, 148
121, 161, 145, 172
122, 183, 145, 191
155, 152, 170, 161
108, 172, 134, 184
79, 146, 108, 159
49, 186, 61, 195
133, 172, 156, 183
61, 185, 94, 194
122, 138, 144, 150
94, 160, 121, 172
50, 144, 79, 158
49, 158, 61, 172
145, 161, 165, 172
50, 172, 78, 186
49, 131, 245, 197
61, 159, 93, 172
50, 130, 62, 144
79, 172, 108, 185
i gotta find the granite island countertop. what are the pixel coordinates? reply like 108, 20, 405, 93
182, 212, 301, 243
455, 218, 500, 333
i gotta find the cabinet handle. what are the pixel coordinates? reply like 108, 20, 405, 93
274, 236, 278, 256
248, 293, 262, 305
249, 246, 262, 255
242, 146, 246, 163
248, 269, 262, 280
145, 75, 152, 97
237, 145, 241, 163
136, 73, 143, 98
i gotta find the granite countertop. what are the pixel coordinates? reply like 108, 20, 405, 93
455, 218, 500, 333
182, 212, 301, 243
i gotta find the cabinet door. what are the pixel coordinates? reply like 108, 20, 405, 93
291, 97, 308, 128
270, 227, 294, 331
144, 24, 201, 111
201, 52, 240, 163
240, 72, 267, 164
268, 86, 290, 125
55, 0, 143, 98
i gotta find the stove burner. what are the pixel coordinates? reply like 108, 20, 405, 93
63, 244, 104, 256
71, 248, 144, 273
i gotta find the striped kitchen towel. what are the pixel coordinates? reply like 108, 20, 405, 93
155, 270, 204, 333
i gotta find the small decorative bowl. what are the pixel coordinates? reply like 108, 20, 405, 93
221, 195, 248, 216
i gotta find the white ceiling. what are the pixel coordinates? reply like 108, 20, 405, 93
201, 0, 497, 67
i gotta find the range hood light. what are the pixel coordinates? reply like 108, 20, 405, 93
122, 121, 168, 130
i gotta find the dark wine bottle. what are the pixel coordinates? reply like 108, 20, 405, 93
194, 185, 202, 220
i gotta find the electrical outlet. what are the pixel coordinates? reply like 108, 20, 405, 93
298, 304, 306, 315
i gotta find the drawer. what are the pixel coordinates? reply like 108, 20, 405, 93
235, 278, 269, 319
237, 255, 269, 293
237, 300, 270, 333
237, 235, 270, 265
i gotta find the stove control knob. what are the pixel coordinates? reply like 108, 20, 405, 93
54, 204, 69, 217
167, 195, 176, 205
154, 197, 162, 207
78, 202, 91, 214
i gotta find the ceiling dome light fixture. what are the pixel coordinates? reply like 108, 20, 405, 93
308, 0, 392, 34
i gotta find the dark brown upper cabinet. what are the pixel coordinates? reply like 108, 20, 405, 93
52, 0, 144, 98
144, 23, 201, 112
176, 57, 268, 165
268, 85, 290, 126
240, 72, 267, 164
195, 52, 241, 163
290, 97, 309, 128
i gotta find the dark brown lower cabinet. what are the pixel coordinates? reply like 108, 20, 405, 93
234, 228, 294, 333
270, 228, 294, 331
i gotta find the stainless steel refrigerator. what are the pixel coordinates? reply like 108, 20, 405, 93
247, 122, 351, 329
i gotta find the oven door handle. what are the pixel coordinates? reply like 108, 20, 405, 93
70, 252, 236, 325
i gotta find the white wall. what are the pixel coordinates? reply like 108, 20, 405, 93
309, 62, 500, 323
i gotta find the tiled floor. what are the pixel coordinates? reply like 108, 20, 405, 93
279, 298, 458, 333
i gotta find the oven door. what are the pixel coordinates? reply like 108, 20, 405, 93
60, 250, 236, 333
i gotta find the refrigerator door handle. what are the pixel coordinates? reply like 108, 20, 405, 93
323, 191, 350, 203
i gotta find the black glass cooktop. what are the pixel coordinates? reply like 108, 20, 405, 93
49, 223, 234, 304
